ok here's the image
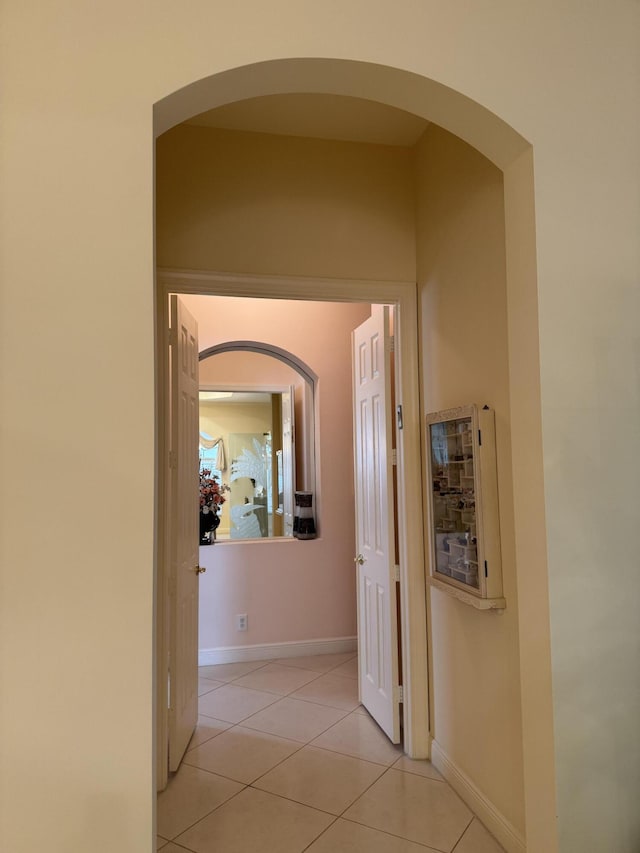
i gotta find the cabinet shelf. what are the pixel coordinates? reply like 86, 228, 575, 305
429, 576, 506, 611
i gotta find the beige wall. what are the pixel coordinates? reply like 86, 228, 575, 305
157, 124, 416, 281
2, 3, 639, 852
416, 124, 524, 836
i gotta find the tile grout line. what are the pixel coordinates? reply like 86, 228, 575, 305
184, 674, 368, 797
161, 659, 330, 843
164, 662, 289, 847
305, 739, 398, 768
227, 661, 356, 696
192, 687, 361, 761
161, 841, 198, 853
241, 721, 413, 842
189, 688, 383, 778
449, 814, 477, 853
339, 812, 450, 852
168, 656, 435, 850
299, 814, 342, 852
186, 671, 381, 816
167, 654, 476, 852
200, 655, 356, 690
339, 765, 479, 853
280, 693, 361, 713
174, 756, 464, 851
198, 659, 362, 731
184, 735, 307, 788
244, 783, 345, 819
199, 661, 347, 707
164, 780, 250, 844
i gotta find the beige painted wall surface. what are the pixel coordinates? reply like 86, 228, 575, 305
1, 2, 639, 852
183, 295, 371, 650
416, 125, 524, 836
157, 124, 416, 281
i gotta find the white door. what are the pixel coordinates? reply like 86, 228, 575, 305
168, 296, 201, 771
281, 386, 295, 536
352, 307, 400, 743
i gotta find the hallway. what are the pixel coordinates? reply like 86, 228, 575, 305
157, 653, 503, 852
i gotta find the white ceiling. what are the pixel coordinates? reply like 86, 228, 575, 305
186, 93, 429, 147
200, 391, 272, 405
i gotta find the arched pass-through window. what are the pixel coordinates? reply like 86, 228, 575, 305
200, 340, 318, 388
199, 341, 318, 541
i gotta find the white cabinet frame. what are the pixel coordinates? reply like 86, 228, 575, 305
426, 404, 506, 610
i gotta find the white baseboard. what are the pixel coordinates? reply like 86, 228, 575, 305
198, 636, 357, 666
430, 739, 526, 853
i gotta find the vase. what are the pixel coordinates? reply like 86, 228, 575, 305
200, 508, 220, 545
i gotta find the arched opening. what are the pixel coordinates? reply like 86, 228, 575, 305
154, 58, 551, 849
198, 341, 318, 540
199, 341, 318, 388
154, 58, 530, 169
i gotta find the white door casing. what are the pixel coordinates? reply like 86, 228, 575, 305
281, 385, 295, 536
353, 306, 400, 743
168, 295, 200, 771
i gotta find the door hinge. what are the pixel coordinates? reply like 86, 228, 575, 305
478, 429, 482, 446
169, 450, 177, 469
396, 405, 403, 430
394, 685, 404, 703
484, 560, 488, 578
168, 575, 177, 597
391, 448, 397, 466
393, 564, 401, 582
389, 335, 395, 353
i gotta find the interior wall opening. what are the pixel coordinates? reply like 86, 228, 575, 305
198, 346, 314, 542
155, 68, 537, 810
177, 293, 377, 666
156, 270, 429, 797
199, 387, 286, 541
153, 55, 548, 846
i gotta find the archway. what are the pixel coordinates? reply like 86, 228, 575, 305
154, 58, 552, 849
199, 340, 318, 388
154, 58, 529, 170
199, 340, 318, 539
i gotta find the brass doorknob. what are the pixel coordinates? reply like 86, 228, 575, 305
194, 565, 206, 574
354, 554, 365, 565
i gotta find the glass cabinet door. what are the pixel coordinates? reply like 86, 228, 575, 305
429, 414, 479, 590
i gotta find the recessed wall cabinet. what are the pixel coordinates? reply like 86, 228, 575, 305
425, 405, 505, 610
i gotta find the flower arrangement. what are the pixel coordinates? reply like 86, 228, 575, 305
199, 467, 230, 543
200, 467, 230, 512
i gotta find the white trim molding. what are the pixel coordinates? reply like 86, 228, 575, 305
430, 739, 526, 853
157, 267, 416, 302
199, 636, 357, 666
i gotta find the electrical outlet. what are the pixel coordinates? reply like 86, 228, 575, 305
237, 613, 248, 632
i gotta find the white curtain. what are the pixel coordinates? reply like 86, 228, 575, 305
199, 434, 226, 472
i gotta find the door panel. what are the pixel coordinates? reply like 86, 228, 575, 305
352, 307, 400, 743
169, 296, 200, 771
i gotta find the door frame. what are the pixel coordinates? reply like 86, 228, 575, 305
155, 267, 430, 789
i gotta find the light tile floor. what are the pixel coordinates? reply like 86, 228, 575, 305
157, 653, 504, 853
